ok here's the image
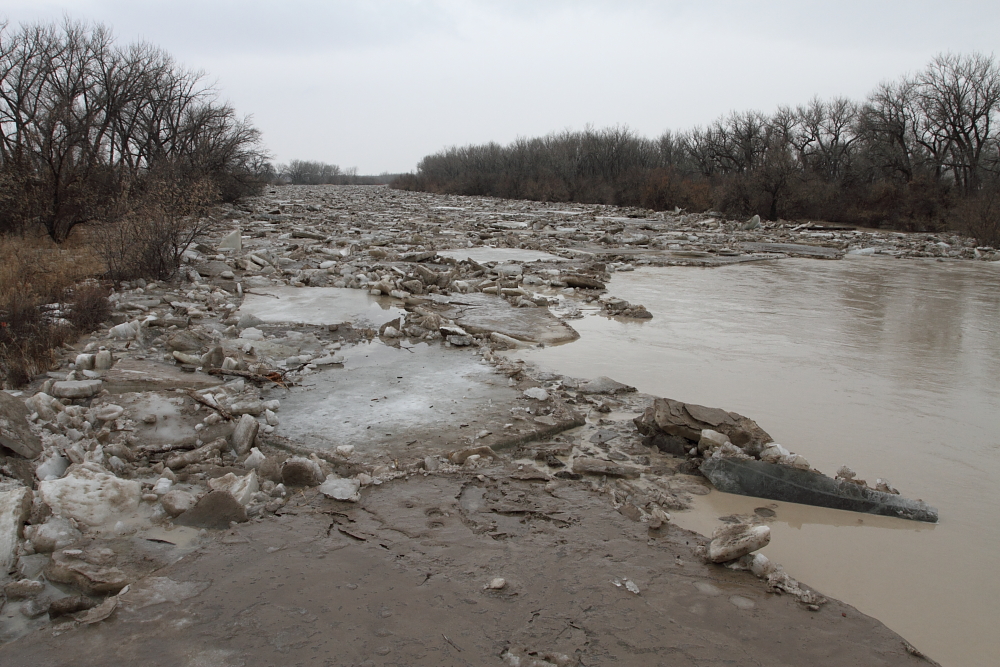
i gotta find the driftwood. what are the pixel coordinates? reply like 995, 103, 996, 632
207, 367, 290, 388
186, 390, 233, 421
140, 442, 198, 454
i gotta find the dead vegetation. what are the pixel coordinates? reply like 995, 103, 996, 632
0, 231, 108, 387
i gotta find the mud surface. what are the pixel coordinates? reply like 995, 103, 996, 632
0, 471, 928, 667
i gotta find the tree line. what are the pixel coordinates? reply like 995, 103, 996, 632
0, 18, 269, 243
270, 160, 400, 185
395, 53, 1000, 244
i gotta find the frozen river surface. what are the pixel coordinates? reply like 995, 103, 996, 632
515, 257, 1000, 667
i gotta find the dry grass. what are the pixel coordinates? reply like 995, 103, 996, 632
0, 228, 108, 387
0, 227, 106, 303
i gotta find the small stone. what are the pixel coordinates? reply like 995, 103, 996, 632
311, 354, 345, 365
448, 446, 497, 465
35, 453, 70, 481
109, 320, 141, 340
173, 490, 248, 529
46, 548, 129, 595
201, 346, 225, 369
835, 465, 856, 480
75, 353, 95, 370
230, 400, 263, 416
48, 595, 97, 618
281, 456, 323, 486
563, 275, 605, 289
237, 312, 263, 330
230, 413, 259, 456
759, 443, 791, 463
571, 457, 641, 479
708, 524, 771, 563
486, 577, 507, 590
165, 330, 209, 352
208, 471, 259, 505
698, 429, 731, 453
789, 454, 811, 469
240, 327, 264, 341
243, 447, 266, 469
576, 376, 636, 395
20, 598, 49, 619
318, 475, 361, 502
160, 489, 197, 517
523, 387, 549, 401
151, 477, 172, 495
91, 404, 124, 422
3, 578, 45, 599
749, 553, 777, 578
876, 478, 900, 494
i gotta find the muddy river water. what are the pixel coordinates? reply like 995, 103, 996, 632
515, 256, 1000, 667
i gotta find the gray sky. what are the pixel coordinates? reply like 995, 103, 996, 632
4, 1, 1000, 173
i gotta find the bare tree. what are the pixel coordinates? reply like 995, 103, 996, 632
0, 18, 267, 242
916, 52, 1000, 193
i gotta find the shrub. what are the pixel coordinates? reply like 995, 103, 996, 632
954, 185, 1000, 247
0, 230, 105, 387
0, 291, 71, 388
97, 171, 216, 281
64, 282, 111, 333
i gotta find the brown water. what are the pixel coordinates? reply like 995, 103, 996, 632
516, 257, 1000, 667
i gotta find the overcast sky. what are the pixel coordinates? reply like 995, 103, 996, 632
4, 1, 1000, 173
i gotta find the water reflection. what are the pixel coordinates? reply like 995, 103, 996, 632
515, 257, 1000, 667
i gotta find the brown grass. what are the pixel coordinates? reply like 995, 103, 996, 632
0, 228, 106, 304
0, 228, 108, 387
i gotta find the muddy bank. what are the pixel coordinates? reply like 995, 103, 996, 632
1, 470, 930, 666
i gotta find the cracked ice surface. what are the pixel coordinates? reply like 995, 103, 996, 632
235, 286, 405, 327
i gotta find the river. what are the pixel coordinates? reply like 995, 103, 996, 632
514, 256, 1000, 667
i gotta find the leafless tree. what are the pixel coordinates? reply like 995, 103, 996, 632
0, 18, 268, 242
916, 52, 1000, 193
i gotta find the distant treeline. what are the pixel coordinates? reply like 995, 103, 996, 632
270, 160, 401, 186
395, 53, 1000, 244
